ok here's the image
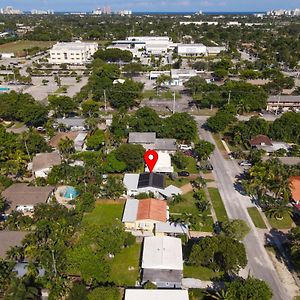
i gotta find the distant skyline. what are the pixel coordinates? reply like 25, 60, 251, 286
1, 0, 300, 12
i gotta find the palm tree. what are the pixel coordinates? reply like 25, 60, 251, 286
58, 137, 75, 160
205, 289, 233, 300
265, 202, 293, 221
237, 100, 250, 115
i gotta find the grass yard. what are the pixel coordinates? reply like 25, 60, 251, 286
166, 177, 191, 188
184, 264, 222, 281
0, 40, 55, 56
110, 242, 141, 286
82, 203, 124, 226
170, 191, 214, 232
208, 188, 229, 223
266, 212, 294, 229
247, 207, 267, 229
174, 156, 198, 174
211, 133, 227, 153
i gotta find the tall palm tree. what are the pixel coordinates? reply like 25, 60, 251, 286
58, 137, 75, 160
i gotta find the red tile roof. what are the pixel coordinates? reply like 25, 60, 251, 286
290, 176, 300, 202
249, 135, 273, 146
136, 198, 167, 222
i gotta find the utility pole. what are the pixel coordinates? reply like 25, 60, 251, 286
104, 89, 107, 112
173, 91, 176, 114
228, 90, 231, 104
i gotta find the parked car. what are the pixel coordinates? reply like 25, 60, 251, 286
178, 171, 190, 177
183, 150, 193, 157
179, 144, 192, 151
239, 161, 252, 167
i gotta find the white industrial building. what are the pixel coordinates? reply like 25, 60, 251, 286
177, 43, 207, 56
110, 36, 176, 57
49, 41, 98, 65
177, 44, 226, 57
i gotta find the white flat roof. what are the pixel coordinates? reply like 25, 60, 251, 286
123, 174, 139, 190
142, 236, 183, 270
125, 289, 189, 300
122, 199, 139, 222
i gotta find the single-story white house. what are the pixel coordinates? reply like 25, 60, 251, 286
124, 289, 189, 300
123, 173, 181, 199
31, 151, 61, 178
145, 152, 174, 173
141, 236, 183, 288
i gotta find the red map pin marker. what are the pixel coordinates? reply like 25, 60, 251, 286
144, 150, 158, 173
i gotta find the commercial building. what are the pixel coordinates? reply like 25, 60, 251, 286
49, 41, 98, 65
267, 95, 300, 112
141, 236, 183, 288
110, 36, 175, 57
170, 69, 198, 86
177, 44, 226, 57
177, 43, 207, 57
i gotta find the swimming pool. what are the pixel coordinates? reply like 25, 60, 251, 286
64, 186, 79, 200
0, 87, 10, 91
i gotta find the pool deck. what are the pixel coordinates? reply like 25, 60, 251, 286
55, 186, 76, 209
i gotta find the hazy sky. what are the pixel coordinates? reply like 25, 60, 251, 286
2, 0, 300, 12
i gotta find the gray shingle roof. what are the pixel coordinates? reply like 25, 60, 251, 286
32, 152, 61, 172
2, 184, 55, 211
129, 132, 156, 144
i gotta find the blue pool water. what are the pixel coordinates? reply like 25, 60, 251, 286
64, 186, 79, 199
0, 87, 10, 91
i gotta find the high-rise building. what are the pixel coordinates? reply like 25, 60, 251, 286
92, 8, 102, 15
0, 6, 23, 14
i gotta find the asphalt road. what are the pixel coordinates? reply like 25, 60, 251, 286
196, 116, 291, 300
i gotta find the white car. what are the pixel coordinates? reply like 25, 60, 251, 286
239, 161, 252, 167
179, 144, 192, 151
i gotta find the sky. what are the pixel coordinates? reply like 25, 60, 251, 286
2, 0, 300, 12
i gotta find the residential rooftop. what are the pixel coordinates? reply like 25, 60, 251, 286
124, 289, 189, 300
142, 236, 183, 270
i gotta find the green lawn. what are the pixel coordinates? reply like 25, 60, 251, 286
0, 40, 55, 56
211, 133, 227, 153
208, 188, 229, 222
170, 191, 214, 232
82, 203, 124, 226
174, 156, 198, 174
266, 212, 294, 229
166, 177, 191, 188
184, 264, 222, 281
247, 207, 267, 229
110, 243, 141, 286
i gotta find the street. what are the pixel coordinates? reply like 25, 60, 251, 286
196, 116, 291, 300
